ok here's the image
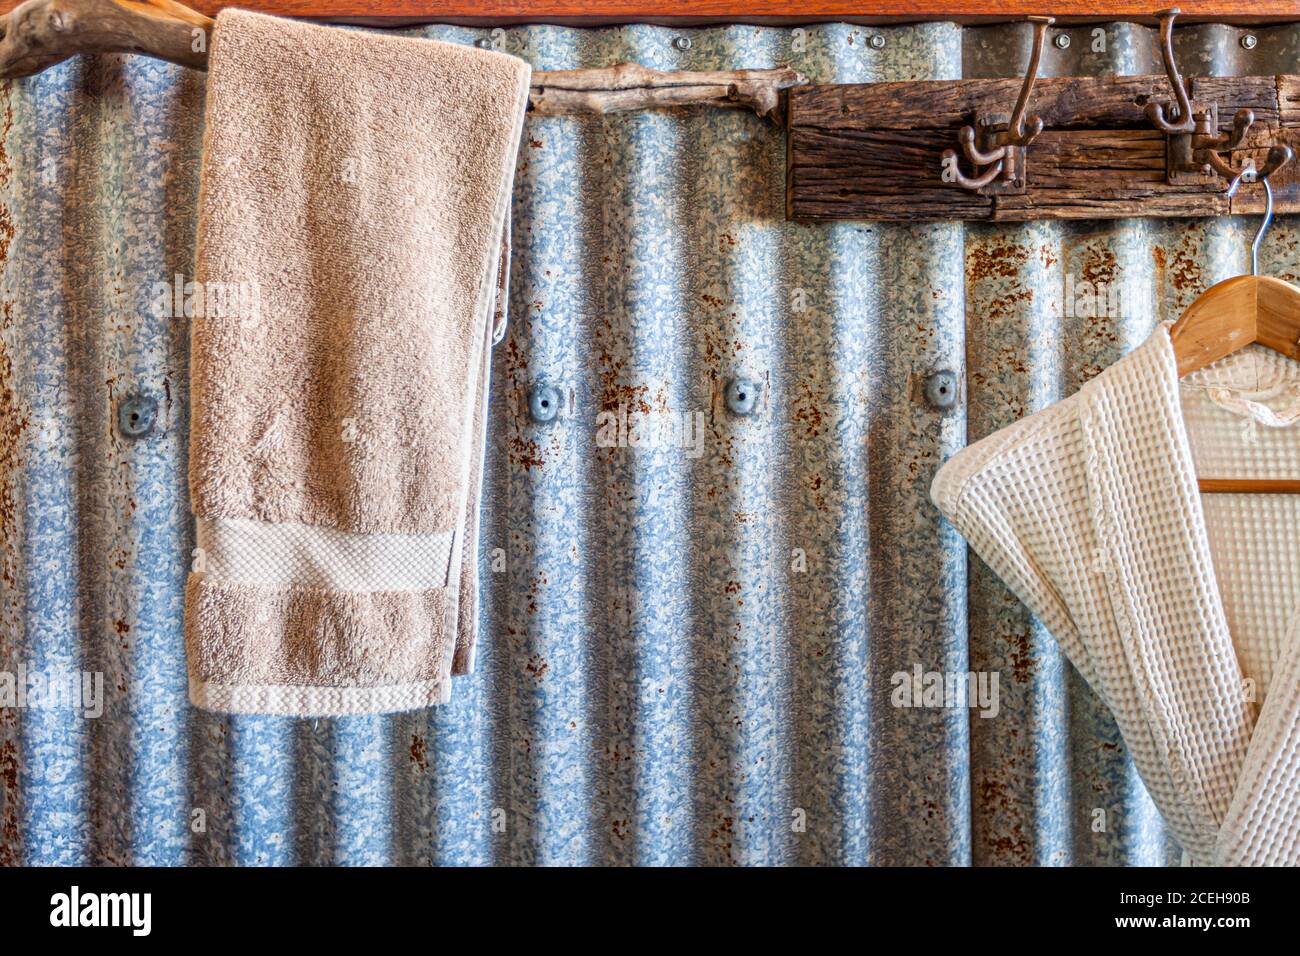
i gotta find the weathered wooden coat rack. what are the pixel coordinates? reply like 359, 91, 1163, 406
788, 8, 1299, 221
3, 1, 1299, 223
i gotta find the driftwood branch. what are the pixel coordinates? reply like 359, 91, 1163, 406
0, 0, 211, 77
0, 0, 805, 122
529, 63, 803, 122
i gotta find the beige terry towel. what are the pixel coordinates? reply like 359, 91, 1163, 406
184, 10, 530, 716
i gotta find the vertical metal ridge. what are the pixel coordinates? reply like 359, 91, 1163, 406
13, 55, 93, 867
864, 23, 966, 867
965, 218, 1068, 866
772, 28, 853, 861
600, 25, 697, 867
677, 23, 792, 868
0, 68, 30, 870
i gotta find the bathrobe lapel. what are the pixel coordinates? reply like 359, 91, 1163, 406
1216, 604, 1300, 863
1081, 323, 1300, 864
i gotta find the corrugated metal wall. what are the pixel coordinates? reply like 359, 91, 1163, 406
0, 18, 1290, 866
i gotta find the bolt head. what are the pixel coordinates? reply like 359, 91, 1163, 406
673, 36, 692, 51
528, 384, 562, 424
1053, 32, 1071, 49
1241, 34, 1258, 50
117, 393, 159, 439
725, 378, 760, 416
868, 34, 886, 50
924, 371, 959, 410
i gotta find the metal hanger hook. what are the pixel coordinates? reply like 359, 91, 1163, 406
1251, 178, 1273, 277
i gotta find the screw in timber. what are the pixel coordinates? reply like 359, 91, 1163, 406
868, 34, 886, 50
1241, 34, 1258, 50
673, 36, 692, 51
1054, 32, 1071, 49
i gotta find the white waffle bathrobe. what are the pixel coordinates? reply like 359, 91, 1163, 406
932, 321, 1300, 866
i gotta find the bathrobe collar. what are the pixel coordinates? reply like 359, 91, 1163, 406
1077, 322, 1259, 857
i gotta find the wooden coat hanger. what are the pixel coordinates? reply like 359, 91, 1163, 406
1170, 146, 1300, 494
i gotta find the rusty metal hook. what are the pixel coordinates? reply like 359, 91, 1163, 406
942, 15, 1053, 193
1148, 6, 1259, 187
1196, 108, 1256, 179
1146, 8, 1194, 133
1225, 143, 1294, 195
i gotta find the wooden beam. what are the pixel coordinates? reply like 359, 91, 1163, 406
788, 74, 1300, 222
4, 2, 1300, 26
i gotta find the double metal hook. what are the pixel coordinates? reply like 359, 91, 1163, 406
1148, 7, 1291, 186
942, 16, 1054, 193
1225, 146, 1294, 275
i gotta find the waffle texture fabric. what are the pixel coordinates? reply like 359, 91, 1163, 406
932, 321, 1300, 866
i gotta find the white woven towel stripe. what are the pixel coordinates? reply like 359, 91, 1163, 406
195, 516, 454, 591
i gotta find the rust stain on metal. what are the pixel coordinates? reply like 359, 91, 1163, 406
525, 571, 545, 616
708, 813, 735, 856
1070, 244, 1123, 382
0, 99, 11, 263
0, 310, 27, 594
906, 448, 930, 481
1005, 626, 1035, 686
508, 434, 544, 471
1080, 246, 1117, 289
0, 94, 27, 594
807, 471, 826, 512
966, 237, 1029, 283
976, 774, 1032, 865
601, 380, 651, 416
984, 287, 1033, 328
526, 654, 549, 681
1276, 229, 1300, 285
0, 89, 24, 867
0, 735, 17, 866
1166, 230, 1204, 296
409, 734, 428, 773
503, 334, 529, 377
790, 376, 826, 439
